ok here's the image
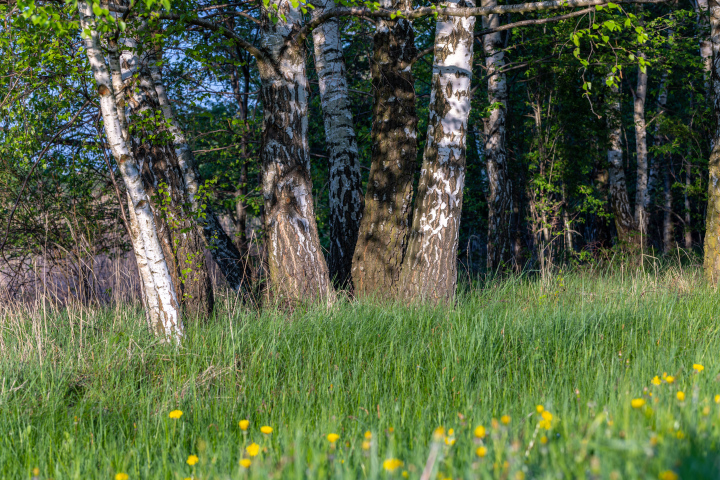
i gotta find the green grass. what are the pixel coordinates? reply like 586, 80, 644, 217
2, 264, 720, 479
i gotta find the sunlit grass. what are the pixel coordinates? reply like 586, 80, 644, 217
1, 263, 720, 478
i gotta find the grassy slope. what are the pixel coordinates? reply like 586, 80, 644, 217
1, 265, 719, 479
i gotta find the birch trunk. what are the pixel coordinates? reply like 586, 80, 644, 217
399, 0, 475, 301
79, 0, 183, 340
257, 0, 332, 300
655, 68, 673, 253
606, 79, 639, 246
229, 56, 251, 261
351, 0, 418, 297
703, 0, 720, 283
698, 0, 712, 94
685, 160, 693, 249
633, 53, 649, 242
482, 0, 513, 271
311, 0, 364, 288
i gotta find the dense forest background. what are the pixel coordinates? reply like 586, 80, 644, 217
0, 0, 713, 315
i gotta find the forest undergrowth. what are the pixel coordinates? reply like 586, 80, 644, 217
1, 260, 720, 479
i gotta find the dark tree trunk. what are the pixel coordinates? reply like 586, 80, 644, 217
351, 0, 418, 297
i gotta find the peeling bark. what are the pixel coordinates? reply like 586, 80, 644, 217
703, 0, 720, 283
79, 0, 183, 340
606, 78, 639, 246
311, 0, 364, 288
400, 0, 475, 301
351, 0, 418, 297
257, 0, 332, 300
482, 0, 513, 271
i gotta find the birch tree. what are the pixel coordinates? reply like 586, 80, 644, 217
311, 0, 364, 288
79, 0, 183, 340
400, 0, 475, 301
482, 0, 513, 271
351, 0, 418, 297
632, 51, 650, 243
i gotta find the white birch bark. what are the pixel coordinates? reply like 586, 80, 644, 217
633, 53, 649, 241
79, 0, 183, 341
257, 0, 332, 300
607, 77, 638, 245
400, 0, 475, 301
685, 159, 693, 249
697, 0, 712, 94
655, 68, 673, 253
311, 0, 364, 287
482, 0, 513, 271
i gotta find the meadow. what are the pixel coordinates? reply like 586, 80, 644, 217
1, 262, 720, 479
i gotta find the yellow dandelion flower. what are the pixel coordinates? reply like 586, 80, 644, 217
382, 458, 404, 472
716, 394, 720, 404
168, 410, 183, 419
240, 458, 252, 468
388, 427, 394, 433
693, 363, 704, 372
500, 415, 511, 425
32, 468, 39, 476
665, 376, 675, 384
475, 446, 488, 458
402, 471, 409, 479
239, 419, 249, 431
540, 435, 548, 445
364, 431, 372, 439
659, 471, 678, 480
474, 425, 486, 438
433, 427, 445, 440
260, 425, 273, 434
327, 433, 340, 443
115, 474, 129, 480
651, 376, 662, 386
631, 398, 646, 409
246, 442, 260, 457
539, 419, 552, 430
362, 440, 371, 450
186, 455, 199, 466
677, 391, 685, 401
541, 411, 553, 421
447, 428, 454, 436
444, 437, 456, 446
536, 405, 544, 413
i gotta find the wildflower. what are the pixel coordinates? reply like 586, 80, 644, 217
246, 443, 260, 457
260, 426, 273, 434
32, 468, 39, 476
447, 428, 454, 436
659, 470, 678, 480
115, 474, 129, 480
703, 406, 711, 416
539, 419, 552, 430
168, 410, 183, 419
715, 394, 720, 404
677, 391, 685, 401
240, 458, 251, 468
433, 427, 445, 440
540, 435, 548, 445
383, 458, 404, 472
491, 418, 499, 429
631, 398, 646, 409
388, 427, 395, 433
444, 436, 456, 446
402, 471, 409, 478
500, 415, 511, 425
693, 363, 705, 372
365, 431, 372, 439
362, 441, 371, 450
541, 411, 553, 421
239, 419, 249, 431
474, 425, 486, 438
536, 405, 544, 413
475, 446, 488, 457
186, 455, 199, 466
327, 433, 340, 443
665, 376, 675, 384
651, 376, 662, 386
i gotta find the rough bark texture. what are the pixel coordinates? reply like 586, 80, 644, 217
703, 0, 720, 283
655, 68, 673, 253
117, 42, 214, 319
311, 0, 364, 288
400, 0, 475, 301
607, 79, 639, 246
698, 0, 712, 94
351, 0, 418, 297
79, 1, 183, 340
633, 52, 650, 242
257, 0, 332, 300
685, 159, 693, 248
482, 0, 513, 271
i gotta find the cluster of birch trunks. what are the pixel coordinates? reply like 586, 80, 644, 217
74, 0, 720, 342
